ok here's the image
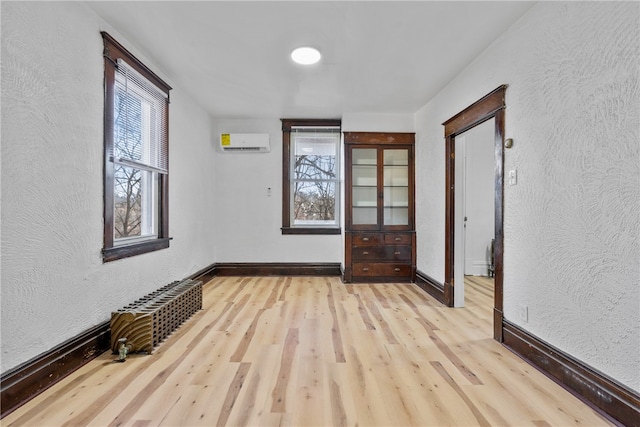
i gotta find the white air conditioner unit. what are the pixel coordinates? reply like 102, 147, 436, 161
220, 133, 270, 153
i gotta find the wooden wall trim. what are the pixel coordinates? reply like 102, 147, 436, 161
188, 262, 218, 284
442, 85, 507, 337
414, 270, 447, 305
0, 322, 111, 419
442, 85, 507, 137
343, 132, 415, 145
503, 320, 640, 427
215, 262, 342, 277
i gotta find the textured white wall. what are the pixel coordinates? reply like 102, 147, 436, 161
415, 1, 639, 390
1, 2, 217, 373
342, 113, 415, 133
213, 119, 342, 263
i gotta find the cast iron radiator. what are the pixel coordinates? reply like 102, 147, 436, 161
110, 279, 203, 354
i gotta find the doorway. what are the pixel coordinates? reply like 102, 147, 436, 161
454, 119, 496, 308
443, 85, 506, 341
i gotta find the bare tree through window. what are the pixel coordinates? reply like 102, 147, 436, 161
281, 119, 340, 234
113, 90, 143, 238
292, 133, 339, 226
102, 32, 171, 261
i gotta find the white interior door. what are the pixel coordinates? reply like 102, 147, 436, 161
454, 135, 466, 308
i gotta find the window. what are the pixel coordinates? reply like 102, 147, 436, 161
102, 32, 172, 262
281, 119, 341, 235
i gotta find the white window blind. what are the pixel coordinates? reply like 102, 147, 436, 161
113, 58, 168, 174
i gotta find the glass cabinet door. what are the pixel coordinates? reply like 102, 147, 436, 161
351, 148, 378, 225
383, 149, 409, 226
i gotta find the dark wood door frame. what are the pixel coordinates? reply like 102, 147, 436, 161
443, 85, 507, 341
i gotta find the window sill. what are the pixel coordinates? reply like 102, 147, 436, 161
102, 238, 171, 262
281, 227, 342, 235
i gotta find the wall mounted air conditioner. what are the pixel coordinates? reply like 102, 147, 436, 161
220, 133, 270, 152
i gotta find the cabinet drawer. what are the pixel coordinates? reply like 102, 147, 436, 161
352, 246, 411, 261
384, 233, 412, 245
352, 263, 412, 277
352, 233, 382, 245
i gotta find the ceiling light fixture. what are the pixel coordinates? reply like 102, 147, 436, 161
291, 46, 321, 65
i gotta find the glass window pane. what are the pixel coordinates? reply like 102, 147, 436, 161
293, 181, 336, 225
384, 187, 408, 207
353, 165, 377, 186
115, 59, 168, 172
384, 207, 408, 225
294, 136, 337, 180
114, 89, 143, 163
383, 149, 408, 165
353, 207, 377, 225
114, 165, 157, 241
384, 165, 408, 186
294, 154, 337, 180
353, 148, 377, 165
353, 186, 377, 207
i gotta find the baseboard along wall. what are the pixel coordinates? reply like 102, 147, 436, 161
502, 320, 640, 427
2, 264, 637, 426
0, 262, 339, 418
414, 269, 447, 305
0, 322, 111, 419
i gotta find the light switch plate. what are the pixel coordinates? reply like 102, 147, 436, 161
508, 169, 517, 186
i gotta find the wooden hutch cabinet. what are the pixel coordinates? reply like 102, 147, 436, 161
344, 132, 416, 282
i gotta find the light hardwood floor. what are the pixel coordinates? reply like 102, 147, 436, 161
2, 276, 611, 426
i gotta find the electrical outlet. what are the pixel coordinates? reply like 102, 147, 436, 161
518, 305, 528, 322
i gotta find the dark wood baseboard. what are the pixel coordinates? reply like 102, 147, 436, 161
188, 262, 218, 284
215, 262, 342, 277
0, 261, 346, 419
503, 320, 640, 427
493, 308, 503, 342
10, 266, 635, 426
414, 270, 447, 305
0, 322, 111, 419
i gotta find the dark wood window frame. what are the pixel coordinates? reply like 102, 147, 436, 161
101, 32, 172, 262
281, 118, 342, 235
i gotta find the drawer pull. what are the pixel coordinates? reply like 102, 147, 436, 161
394, 237, 402, 241
363, 267, 369, 272
363, 237, 370, 241
394, 251, 401, 255
394, 268, 401, 272
363, 251, 369, 255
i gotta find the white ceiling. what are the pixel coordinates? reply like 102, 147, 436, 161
86, 1, 535, 119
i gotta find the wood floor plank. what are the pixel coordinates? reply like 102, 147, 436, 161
270, 328, 299, 413
369, 284, 391, 309
229, 309, 266, 362
325, 280, 347, 363
341, 342, 391, 426
364, 297, 399, 345
216, 362, 251, 427
353, 293, 376, 330
430, 360, 492, 427
217, 293, 251, 332
292, 318, 326, 426
325, 363, 353, 427
3, 276, 613, 427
